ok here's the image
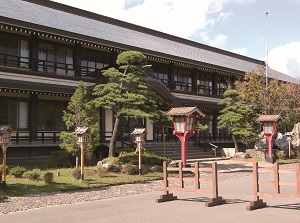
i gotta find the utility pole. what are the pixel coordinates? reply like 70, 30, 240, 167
265, 12, 269, 114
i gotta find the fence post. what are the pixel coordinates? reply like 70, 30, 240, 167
163, 161, 168, 195
247, 162, 267, 211
297, 163, 300, 195
205, 162, 226, 207
195, 161, 200, 189
155, 161, 177, 203
212, 162, 218, 198
274, 162, 280, 194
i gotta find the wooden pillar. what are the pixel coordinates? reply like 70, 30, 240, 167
74, 43, 82, 77
80, 143, 84, 180
1, 147, 7, 191
30, 33, 39, 71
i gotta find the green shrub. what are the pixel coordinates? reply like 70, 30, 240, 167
121, 164, 139, 175
24, 169, 41, 181
72, 168, 81, 180
46, 150, 72, 168
117, 151, 171, 166
9, 166, 26, 178
43, 172, 54, 184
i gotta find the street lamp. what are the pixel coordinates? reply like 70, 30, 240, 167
165, 107, 205, 164
257, 114, 282, 163
75, 127, 90, 180
131, 128, 147, 175
0, 126, 13, 191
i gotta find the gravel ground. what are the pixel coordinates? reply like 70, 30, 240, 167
0, 160, 297, 214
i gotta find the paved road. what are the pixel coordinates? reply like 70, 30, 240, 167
0, 162, 299, 223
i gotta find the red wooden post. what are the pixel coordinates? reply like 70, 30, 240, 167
179, 161, 183, 188
274, 162, 280, 194
181, 140, 187, 164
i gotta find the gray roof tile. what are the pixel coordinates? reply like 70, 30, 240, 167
0, 0, 298, 83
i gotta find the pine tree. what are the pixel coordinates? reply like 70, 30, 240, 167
217, 89, 258, 151
60, 81, 100, 166
93, 51, 162, 157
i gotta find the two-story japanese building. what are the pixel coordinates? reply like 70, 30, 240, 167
0, 0, 297, 161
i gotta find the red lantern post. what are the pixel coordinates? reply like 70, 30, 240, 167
165, 107, 205, 164
257, 115, 282, 164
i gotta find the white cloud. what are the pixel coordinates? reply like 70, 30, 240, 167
52, 0, 257, 57
52, 0, 251, 40
229, 48, 248, 55
209, 33, 228, 48
265, 41, 300, 78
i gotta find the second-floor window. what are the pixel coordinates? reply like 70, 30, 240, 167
197, 73, 212, 94
174, 67, 192, 92
81, 49, 110, 78
38, 43, 74, 75
0, 33, 29, 69
151, 62, 169, 85
217, 76, 229, 95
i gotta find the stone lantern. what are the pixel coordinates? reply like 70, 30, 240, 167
257, 115, 282, 163
131, 128, 147, 175
75, 127, 90, 180
165, 107, 205, 164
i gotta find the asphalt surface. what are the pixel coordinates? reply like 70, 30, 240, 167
0, 161, 299, 223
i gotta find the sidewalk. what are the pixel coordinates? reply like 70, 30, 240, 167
0, 160, 299, 223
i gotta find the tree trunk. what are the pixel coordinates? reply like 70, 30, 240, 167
232, 134, 240, 152
109, 115, 120, 157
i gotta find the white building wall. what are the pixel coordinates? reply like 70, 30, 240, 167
146, 118, 153, 141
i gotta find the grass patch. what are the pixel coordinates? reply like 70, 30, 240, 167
3, 166, 163, 197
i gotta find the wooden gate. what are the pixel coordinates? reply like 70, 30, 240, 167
247, 162, 300, 211
156, 161, 226, 207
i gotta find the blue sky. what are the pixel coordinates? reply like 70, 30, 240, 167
53, 0, 300, 78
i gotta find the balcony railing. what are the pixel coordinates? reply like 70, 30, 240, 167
11, 131, 61, 145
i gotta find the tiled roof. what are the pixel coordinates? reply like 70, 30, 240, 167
165, 107, 205, 117
0, 0, 298, 83
257, 115, 283, 122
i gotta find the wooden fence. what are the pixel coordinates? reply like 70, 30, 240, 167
156, 161, 226, 207
247, 162, 300, 211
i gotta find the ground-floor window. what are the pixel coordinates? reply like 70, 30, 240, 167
0, 98, 28, 130
38, 101, 67, 131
